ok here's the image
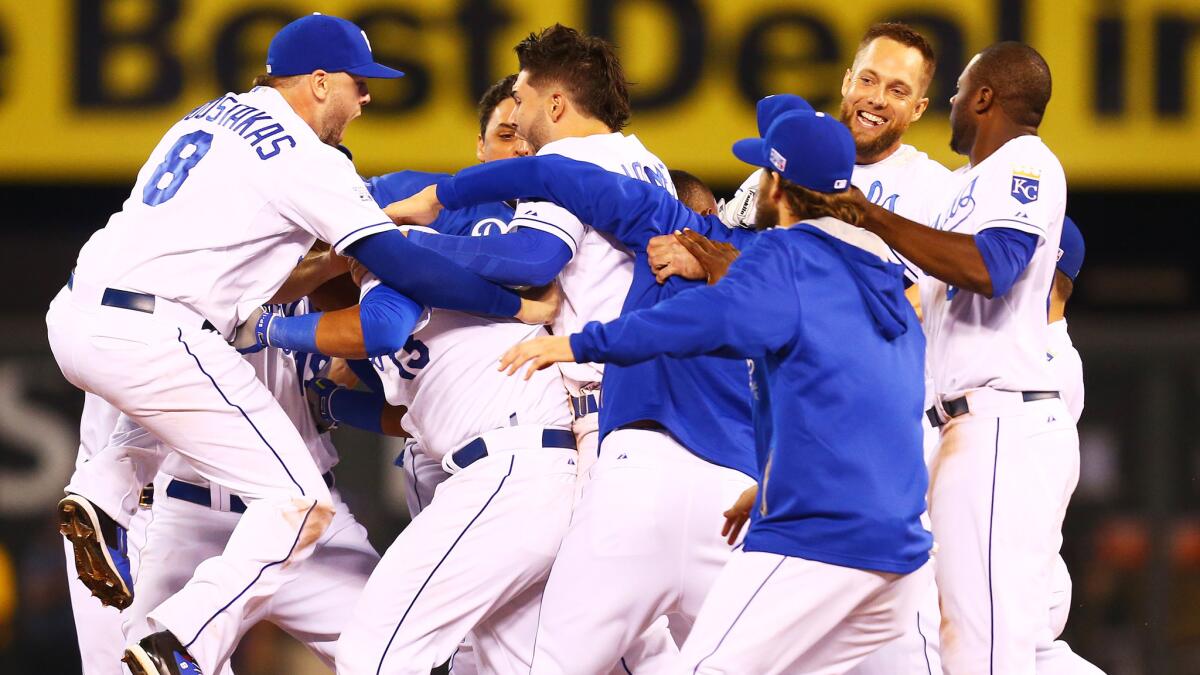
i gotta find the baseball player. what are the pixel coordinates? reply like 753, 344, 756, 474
653, 24, 951, 673
387, 96, 838, 674
65, 394, 149, 675
497, 109, 934, 674
117, 299, 380, 673
48, 14, 552, 675
849, 42, 1080, 673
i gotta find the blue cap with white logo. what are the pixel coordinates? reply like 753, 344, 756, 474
1056, 216, 1084, 281
732, 110, 855, 193
267, 14, 404, 79
756, 94, 814, 135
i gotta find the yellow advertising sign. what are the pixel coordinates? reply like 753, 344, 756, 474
3, 0, 1199, 186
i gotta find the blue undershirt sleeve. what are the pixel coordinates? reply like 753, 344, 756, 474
974, 227, 1039, 298
569, 233, 799, 365
346, 229, 520, 317
346, 359, 384, 394
359, 284, 423, 357
328, 388, 386, 434
405, 228, 571, 287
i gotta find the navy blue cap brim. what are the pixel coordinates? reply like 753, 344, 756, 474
344, 62, 405, 79
732, 138, 768, 169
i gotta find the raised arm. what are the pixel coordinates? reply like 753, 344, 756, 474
435, 155, 741, 249
500, 233, 798, 376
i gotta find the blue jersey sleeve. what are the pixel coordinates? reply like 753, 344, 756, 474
438, 155, 738, 249
365, 170, 450, 205
405, 228, 571, 287
974, 227, 1039, 298
570, 233, 799, 365
346, 229, 520, 317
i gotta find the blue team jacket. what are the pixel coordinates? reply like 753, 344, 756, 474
571, 224, 932, 574
437, 156, 759, 479
365, 170, 514, 236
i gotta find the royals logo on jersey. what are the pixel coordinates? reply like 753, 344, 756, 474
1010, 167, 1041, 204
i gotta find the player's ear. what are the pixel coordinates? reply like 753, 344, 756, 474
841, 68, 853, 97
548, 92, 565, 123
911, 96, 930, 122
476, 134, 486, 163
310, 70, 330, 102
975, 85, 994, 114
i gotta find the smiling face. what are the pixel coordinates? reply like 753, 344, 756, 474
838, 37, 931, 164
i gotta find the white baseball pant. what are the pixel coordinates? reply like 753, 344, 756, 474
529, 428, 755, 674
929, 389, 1079, 674
122, 475, 378, 672
336, 440, 576, 675
47, 284, 333, 672
679, 551, 934, 674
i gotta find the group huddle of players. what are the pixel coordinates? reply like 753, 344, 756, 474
53, 12, 1102, 675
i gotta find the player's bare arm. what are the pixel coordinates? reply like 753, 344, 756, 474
269, 243, 352, 304
384, 183, 443, 226
850, 188, 995, 296
498, 335, 574, 380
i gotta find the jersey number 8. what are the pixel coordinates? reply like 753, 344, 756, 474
142, 130, 214, 206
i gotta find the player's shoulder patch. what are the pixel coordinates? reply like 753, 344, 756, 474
1010, 166, 1041, 204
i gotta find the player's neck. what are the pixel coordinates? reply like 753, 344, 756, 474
969, 121, 1038, 166
547, 116, 615, 145
856, 141, 902, 166
276, 87, 322, 140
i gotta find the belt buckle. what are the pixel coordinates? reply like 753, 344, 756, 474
138, 483, 154, 509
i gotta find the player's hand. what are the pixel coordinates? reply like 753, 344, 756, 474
384, 184, 443, 226
721, 484, 759, 545
646, 234, 705, 284
231, 306, 273, 354
514, 282, 561, 326
305, 377, 343, 433
498, 335, 574, 380
347, 257, 368, 286
675, 229, 740, 284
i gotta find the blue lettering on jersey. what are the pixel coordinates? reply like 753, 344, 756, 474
935, 176, 979, 233
180, 94, 294, 160
864, 180, 900, 213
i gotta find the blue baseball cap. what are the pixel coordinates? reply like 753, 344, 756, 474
267, 14, 404, 79
1057, 216, 1084, 281
732, 110, 855, 193
756, 94, 814, 135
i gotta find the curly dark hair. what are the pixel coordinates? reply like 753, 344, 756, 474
477, 74, 518, 138
515, 24, 631, 131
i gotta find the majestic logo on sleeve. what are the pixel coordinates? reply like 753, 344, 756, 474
1010, 167, 1041, 204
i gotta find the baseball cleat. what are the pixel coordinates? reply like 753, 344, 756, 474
58, 493, 134, 609
123, 631, 203, 675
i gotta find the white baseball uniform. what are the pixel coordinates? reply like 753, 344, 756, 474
66, 393, 148, 675
47, 84, 396, 671
121, 300, 379, 673
335, 279, 578, 675
1039, 319, 1104, 674
920, 135, 1080, 674
514, 132, 676, 469
1047, 319, 1084, 423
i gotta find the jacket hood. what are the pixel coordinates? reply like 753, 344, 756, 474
799, 220, 911, 341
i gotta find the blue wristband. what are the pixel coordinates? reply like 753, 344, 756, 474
265, 312, 321, 354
